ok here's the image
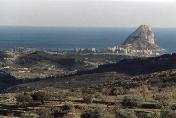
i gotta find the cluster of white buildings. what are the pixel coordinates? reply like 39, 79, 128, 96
74, 48, 96, 53
108, 44, 161, 57
73, 45, 162, 57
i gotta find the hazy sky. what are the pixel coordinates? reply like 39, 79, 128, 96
0, 0, 176, 27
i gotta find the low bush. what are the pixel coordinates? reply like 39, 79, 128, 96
160, 108, 176, 118
81, 88, 96, 95
94, 92, 103, 99
61, 102, 75, 113
140, 103, 161, 109
121, 96, 141, 108
81, 108, 103, 118
115, 110, 137, 118
38, 109, 53, 118
153, 94, 169, 102
50, 106, 66, 118
100, 88, 111, 95
103, 112, 115, 118
83, 95, 93, 104
136, 111, 160, 118
21, 112, 39, 118
16, 92, 33, 107
31, 91, 49, 104
171, 104, 176, 110
110, 87, 127, 96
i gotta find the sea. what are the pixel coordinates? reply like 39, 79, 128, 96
0, 26, 175, 53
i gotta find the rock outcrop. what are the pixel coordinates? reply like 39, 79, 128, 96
123, 25, 160, 50
108, 25, 165, 57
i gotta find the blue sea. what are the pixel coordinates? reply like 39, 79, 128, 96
0, 26, 175, 53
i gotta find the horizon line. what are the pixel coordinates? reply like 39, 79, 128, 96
1, 25, 176, 29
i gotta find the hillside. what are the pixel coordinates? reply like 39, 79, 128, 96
76, 53, 176, 75
0, 51, 10, 59
2, 68, 176, 117
5, 68, 176, 93
1, 53, 176, 117
15, 51, 76, 67
0, 71, 17, 90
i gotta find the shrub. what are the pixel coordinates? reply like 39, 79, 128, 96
83, 95, 93, 104
160, 108, 176, 118
171, 104, 176, 110
153, 94, 169, 108
61, 102, 75, 113
110, 87, 126, 96
16, 92, 33, 107
21, 112, 39, 118
100, 88, 111, 95
103, 112, 115, 118
121, 96, 141, 108
94, 92, 103, 99
153, 94, 169, 102
31, 91, 49, 104
115, 110, 137, 118
38, 109, 53, 118
82, 88, 96, 95
81, 108, 103, 118
136, 111, 160, 118
140, 103, 161, 109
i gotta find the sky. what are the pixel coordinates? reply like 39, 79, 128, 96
0, 0, 176, 27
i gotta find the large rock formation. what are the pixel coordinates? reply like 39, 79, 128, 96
108, 25, 167, 57
108, 25, 165, 57
123, 25, 160, 50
